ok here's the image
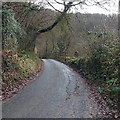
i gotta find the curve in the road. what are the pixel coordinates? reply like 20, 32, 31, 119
3, 59, 100, 118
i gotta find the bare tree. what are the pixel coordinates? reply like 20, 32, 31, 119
30, 0, 111, 43
9, 0, 111, 51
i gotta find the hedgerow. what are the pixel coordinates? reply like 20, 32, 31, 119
66, 32, 120, 108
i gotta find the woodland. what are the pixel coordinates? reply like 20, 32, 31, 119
1, 0, 120, 116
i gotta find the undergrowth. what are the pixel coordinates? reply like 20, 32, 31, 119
2, 50, 41, 91
64, 33, 120, 111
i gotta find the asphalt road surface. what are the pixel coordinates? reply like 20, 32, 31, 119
3, 59, 100, 118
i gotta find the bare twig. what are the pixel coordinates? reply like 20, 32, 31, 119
46, 0, 62, 13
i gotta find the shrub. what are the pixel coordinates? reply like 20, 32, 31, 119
2, 50, 40, 90
66, 32, 120, 108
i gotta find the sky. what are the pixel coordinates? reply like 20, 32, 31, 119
35, 0, 119, 15
2, 0, 119, 14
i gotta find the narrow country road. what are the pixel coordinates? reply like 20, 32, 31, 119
3, 59, 100, 118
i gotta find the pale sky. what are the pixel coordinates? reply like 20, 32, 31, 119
2, 0, 119, 14
35, 0, 119, 14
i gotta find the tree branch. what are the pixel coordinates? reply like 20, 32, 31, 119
54, 0, 64, 5
36, 2, 72, 34
36, 0, 111, 35
71, 1, 84, 6
47, 0, 62, 13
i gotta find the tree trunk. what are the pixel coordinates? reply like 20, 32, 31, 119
24, 32, 38, 52
23, 2, 75, 52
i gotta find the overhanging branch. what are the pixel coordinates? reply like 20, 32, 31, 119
36, 2, 72, 34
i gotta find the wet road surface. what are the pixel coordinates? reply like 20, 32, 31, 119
3, 59, 99, 118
